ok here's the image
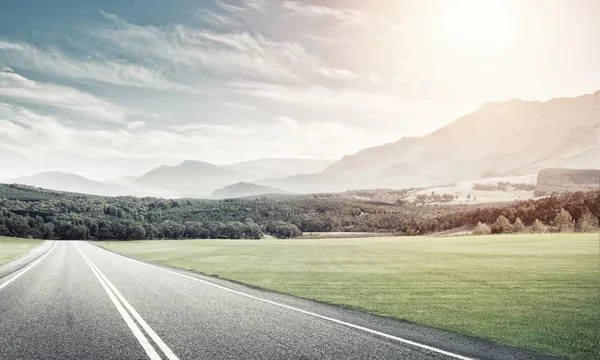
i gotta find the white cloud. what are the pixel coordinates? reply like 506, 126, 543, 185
0, 41, 193, 92
242, 0, 267, 12
0, 71, 133, 123
196, 9, 241, 28
282, 1, 368, 26
127, 120, 146, 129
97, 13, 320, 83
315, 68, 356, 81
0, 102, 399, 180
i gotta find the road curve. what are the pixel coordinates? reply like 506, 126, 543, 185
0, 241, 559, 360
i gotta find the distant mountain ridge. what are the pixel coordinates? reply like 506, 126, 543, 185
259, 91, 600, 192
212, 182, 290, 199
132, 158, 335, 197
10, 171, 137, 197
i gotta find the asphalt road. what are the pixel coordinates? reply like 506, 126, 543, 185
0, 241, 560, 360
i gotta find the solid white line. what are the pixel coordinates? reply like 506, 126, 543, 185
94, 244, 476, 360
85, 253, 180, 360
0, 241, 57, 292
74, 243, 163, 360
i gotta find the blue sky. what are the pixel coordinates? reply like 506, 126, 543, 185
0, 0, 598, 180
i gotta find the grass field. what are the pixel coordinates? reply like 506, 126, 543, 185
0, 237, 43, 265
96, 234, 600, 360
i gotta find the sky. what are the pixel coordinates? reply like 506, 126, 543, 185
0, 0, 598, 180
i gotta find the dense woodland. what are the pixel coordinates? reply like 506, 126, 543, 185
0, 183, 598, 240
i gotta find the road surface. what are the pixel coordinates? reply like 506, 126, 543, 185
0, 241, 558, 360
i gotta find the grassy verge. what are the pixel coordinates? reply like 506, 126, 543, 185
0, 237, 43, 265
96, 234, 600, 360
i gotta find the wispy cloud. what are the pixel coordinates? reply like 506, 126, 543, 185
0, 71, 133, 123
315, 68, 357, 81
0, 41, 193, 92
97, 12, 320, 83
196, 9, 242, 28
282, 1, 368, 26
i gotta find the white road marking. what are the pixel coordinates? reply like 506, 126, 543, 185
91, 243, 476, 360
0, 241, 56, 292
74, 243, 163, 360
84, 250, 180, 360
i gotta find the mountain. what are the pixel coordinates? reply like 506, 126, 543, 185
134, 158, 335, 198
222, 158, 336, 179
10, 171, 137, 197
263, 91, 600, 193
212, 182, 290, 199
134, 160, 250, 197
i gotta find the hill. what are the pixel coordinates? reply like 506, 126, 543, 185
134, 160, 249, 197
212, 182, 289, 199
9, 171, 136, 197
265, 91, 600, 193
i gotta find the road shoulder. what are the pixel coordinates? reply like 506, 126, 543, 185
0, 240, 56, 280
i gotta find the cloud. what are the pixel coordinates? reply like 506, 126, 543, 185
315, 68, 356, 81
0, 71, 134, 123
0, 103, 398, 180
242, 0, 267, 12
227, 80, 475, 133
282, 1, 368, 26
127, 120, 146, 129
97, 12, 320, 83
196, 9, 242, 28
0, 41, 193, 92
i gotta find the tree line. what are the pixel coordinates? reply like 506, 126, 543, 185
0, 183, 598, 240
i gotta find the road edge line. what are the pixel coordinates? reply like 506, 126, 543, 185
0, 241, 57, 291
90, 243, 476, 360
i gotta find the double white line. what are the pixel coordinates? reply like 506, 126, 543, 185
74, 243, 179, 360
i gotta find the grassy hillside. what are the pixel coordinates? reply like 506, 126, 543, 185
97, 234, 600, 360
0, 237, 43, 265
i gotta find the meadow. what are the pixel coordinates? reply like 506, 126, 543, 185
96, 234, 600, 360
0, 237, 43, 265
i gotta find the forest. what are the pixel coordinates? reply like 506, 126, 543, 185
0, 183, 598, 240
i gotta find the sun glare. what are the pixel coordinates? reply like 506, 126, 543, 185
446, 0, 512, 44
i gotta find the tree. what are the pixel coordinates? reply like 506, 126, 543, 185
576, 209, 599, 232
512, 217, 526, 233
531, 219, 546, 233
472, 222, 491, 235
491, 215, 513, 234
554, 208, 574, 233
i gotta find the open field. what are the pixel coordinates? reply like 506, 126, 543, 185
0, 237, 43, 265
96, 234, 600, 360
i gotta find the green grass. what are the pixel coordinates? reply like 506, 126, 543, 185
96, 234, 600, 360
0, 237, 43, 265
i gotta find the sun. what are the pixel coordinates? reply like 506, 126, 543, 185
446, 0, 512, 43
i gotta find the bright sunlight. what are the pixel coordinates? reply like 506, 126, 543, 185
446, 0, 513, 43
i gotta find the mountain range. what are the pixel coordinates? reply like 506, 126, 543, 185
4, 91, 598, 198
258, 91, 600, 192
9, 172, 137, 197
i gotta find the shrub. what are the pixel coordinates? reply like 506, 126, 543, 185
554, 208, 574, 233
576, 209, 599, 233
491, 215, 513, 234
531, 219, 547, 233
472, 221, 491, 235
513, 217, 526, 233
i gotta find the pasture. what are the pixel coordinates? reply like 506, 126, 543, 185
96, 234, 600, 360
